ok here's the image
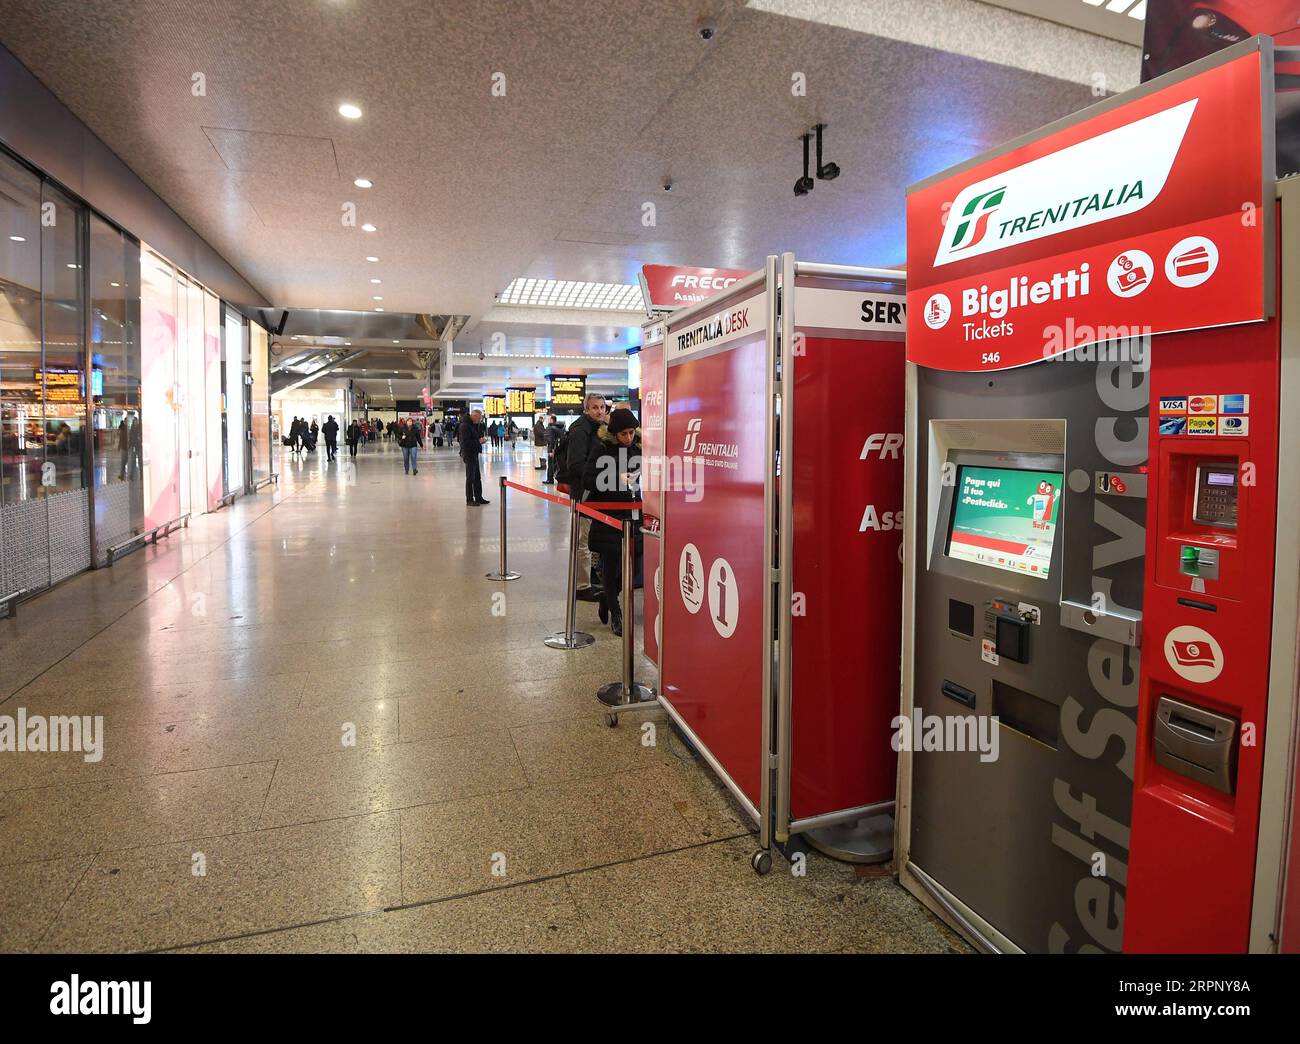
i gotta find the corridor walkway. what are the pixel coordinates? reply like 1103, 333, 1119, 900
0, 440, 964, 953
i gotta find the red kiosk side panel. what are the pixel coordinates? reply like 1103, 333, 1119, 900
1125, 312, 1280, 953
662, 330, 769, 806
790, 334, 906, 819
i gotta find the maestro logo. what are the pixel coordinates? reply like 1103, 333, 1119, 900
932, 98, 1195, 268
923, 293, 952, 330
1164, 624, 1224, 684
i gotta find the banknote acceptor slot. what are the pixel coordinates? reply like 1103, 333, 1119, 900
1153, 695, 1238, 795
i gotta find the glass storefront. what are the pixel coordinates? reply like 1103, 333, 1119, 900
1, 145, 271, 600
0, 151, 93, 595
89, 212, 144, 564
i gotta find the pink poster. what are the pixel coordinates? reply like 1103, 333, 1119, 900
140, 301, 180, 530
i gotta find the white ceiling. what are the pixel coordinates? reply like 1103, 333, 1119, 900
0, 0, 1140, 398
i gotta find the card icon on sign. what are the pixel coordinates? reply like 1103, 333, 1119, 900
1172, 245, 1211, 277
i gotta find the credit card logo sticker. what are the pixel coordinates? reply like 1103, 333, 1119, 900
1188, 395, 1218, 414
1219, 416, 1249, 436
1187, 417, 1217, 435
1159, 397, 1187, 414
1164, 235, 1219, 288
1220, 394, 1249, 414
1159, 416, 1188, 435
1164, 625, 1223, 683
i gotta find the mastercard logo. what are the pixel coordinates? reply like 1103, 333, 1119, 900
1188, 395, 1218, 414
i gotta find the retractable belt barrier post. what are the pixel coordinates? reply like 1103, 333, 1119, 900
485, 476, 521, 581
544, 493, 596, 651
571, 507, 658, 725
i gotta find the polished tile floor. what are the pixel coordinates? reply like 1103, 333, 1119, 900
0, 440, 966, 953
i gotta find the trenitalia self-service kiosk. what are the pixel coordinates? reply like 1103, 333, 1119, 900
898, 37, 1300, 953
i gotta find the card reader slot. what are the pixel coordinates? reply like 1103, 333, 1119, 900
941, 680, 977, 709
1176, 597, 1217, 612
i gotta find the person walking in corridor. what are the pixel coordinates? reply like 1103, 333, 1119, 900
345, 419, 360, 460
460, 408, 488, 505
399, 418, 423, 475
322, 415, 339, 462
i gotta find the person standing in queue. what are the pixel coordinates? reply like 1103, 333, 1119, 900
399, 417, 423, 475
460, 408, 488, 505
560, 393, 606, 604
584, 408, 641, 644
543, 413, 562, 485
322, 415, 340, 462
532, 415, 547, 471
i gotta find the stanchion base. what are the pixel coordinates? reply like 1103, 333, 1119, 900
485, 571, 521, 581
544, 631, 595, 650
802, 811, 894, 865
596, 682, 656, 709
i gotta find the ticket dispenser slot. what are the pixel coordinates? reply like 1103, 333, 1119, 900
1153, 696, 1238, 795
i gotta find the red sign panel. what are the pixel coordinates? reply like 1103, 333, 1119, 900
640, 264, 753, 313
906, 46, 1270, 371
639, 332, 664, 664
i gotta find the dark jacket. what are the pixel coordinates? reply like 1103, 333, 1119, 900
545, 421, 562, 452
533, 420, 546, 447
582, 425, 642, 556
459, 420, 485, 458
561, 413, 601, 494
346, 422, 360, 445
398, 424, 423, 449
322, 419, 339, 443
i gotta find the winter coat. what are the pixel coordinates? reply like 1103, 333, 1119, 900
561, 413, 601, 495
398, 424, 423, 449
582, 425, 642, 557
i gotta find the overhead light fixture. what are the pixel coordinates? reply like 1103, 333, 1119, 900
814, 123, 840, 181
375, 307, 384, 311
365, 256, 379, 262
9, 235, 24, 242
373, 295, 383, 301
110, 281, 120, 287
794, 133, 815, 197
338, 103, 363, 119
354, 178, 373, 189
496, 277, 643, 310
362, 223, 377, 232
370, 278, 381, 284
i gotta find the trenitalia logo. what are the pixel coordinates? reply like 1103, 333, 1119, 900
933, 99, 1197, 267
683, 418, 703, 453
948, 187, 1005, 252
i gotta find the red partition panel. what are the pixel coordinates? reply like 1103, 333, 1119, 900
662, 304, 770, 807
1124, 310, 1280, 952
790, 330, 906, 819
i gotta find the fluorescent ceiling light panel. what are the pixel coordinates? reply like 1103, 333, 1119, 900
497, 278, 644, 311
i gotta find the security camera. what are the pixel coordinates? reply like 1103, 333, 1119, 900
478, 350, 485, 361
662, 178, 673, 192
696, 17, 718, 40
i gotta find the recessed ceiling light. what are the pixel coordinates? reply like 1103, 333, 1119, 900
365, 256, 379, 262
338, 103, 363, 119
9, 235, 24, 242
392, 340, 399, 345
375, 307, 384, 311
370, 278, 381, 284
110, 281, 120, 287
354, 178, 373, 189
373, 295, 383, 301
361, 223, 377, 232
66, 263, 78, 269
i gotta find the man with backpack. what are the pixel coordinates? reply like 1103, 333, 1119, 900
558, 394, 606, 603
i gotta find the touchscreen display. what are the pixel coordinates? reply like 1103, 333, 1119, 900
945, 465, 1064, 579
